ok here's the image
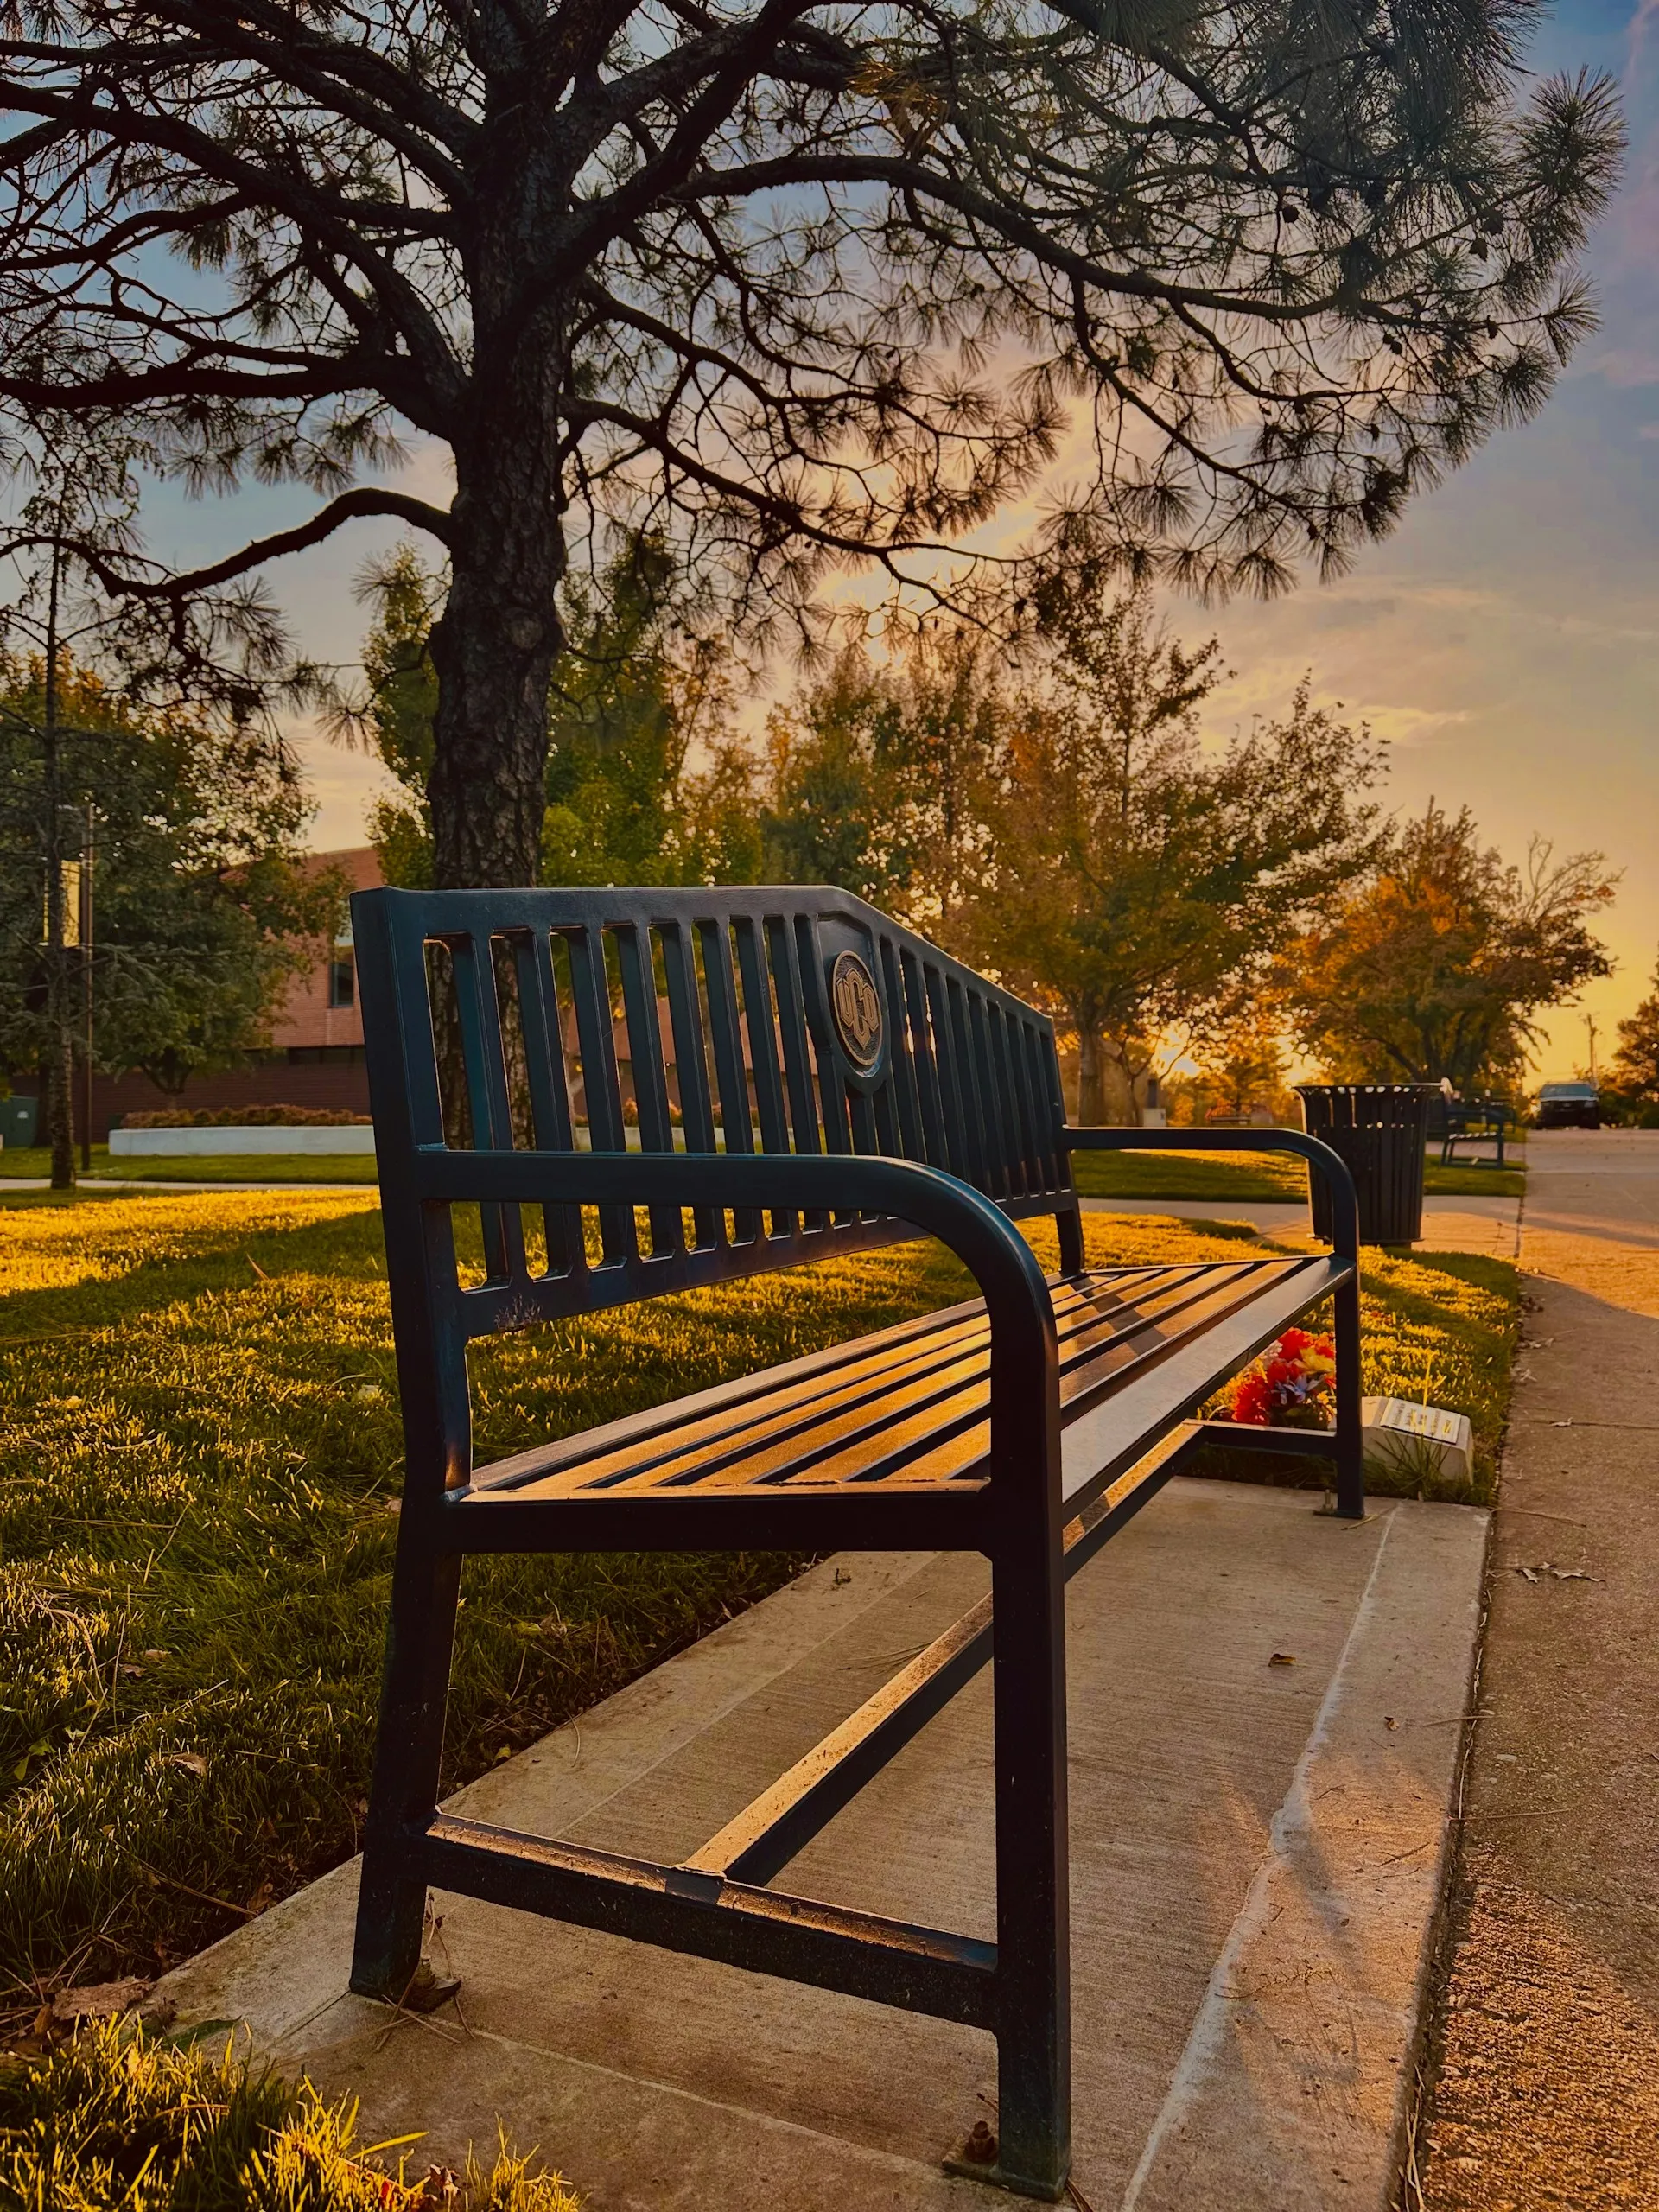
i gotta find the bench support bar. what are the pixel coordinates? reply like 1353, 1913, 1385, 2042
418, 1813, 998, 2026
352, 1417, 1345, 2198
689, 1424, 1195, 1890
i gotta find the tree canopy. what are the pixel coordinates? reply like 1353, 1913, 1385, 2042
959, 626, 1386, 1116
343, 539, 760, 886
0, 0, 1622, 887
0, 656, 334, 1105
760, 631, 1004, 926
1286, 803, 1616, 1091
1611, 956, 1659, 1109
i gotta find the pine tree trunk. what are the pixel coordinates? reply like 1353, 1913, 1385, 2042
1077, 1027, 1109, 1125
47, 1015, 75, 1189
426, 370, 566, 891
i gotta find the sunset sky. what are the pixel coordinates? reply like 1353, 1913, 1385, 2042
140, 0, 1659, 1083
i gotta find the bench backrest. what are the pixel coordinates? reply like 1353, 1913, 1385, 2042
353, 886, 1079, 1342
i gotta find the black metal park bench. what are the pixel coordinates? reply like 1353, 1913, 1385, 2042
1428, 1092, 1515, 1168
349, 885, 1363, 2202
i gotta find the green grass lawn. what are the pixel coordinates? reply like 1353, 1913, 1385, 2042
1425, 1159, 1525, 1197
4, 1141, 1523, 1203
0, 1188, 1517, 2034
1068, 1146, 1305, 1202
0, 2017, 575, 2208
0, 1146, 377, 1184
1070, 1143, 1524, 1202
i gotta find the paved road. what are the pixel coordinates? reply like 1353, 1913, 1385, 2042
1423, 1131, 1659, 2210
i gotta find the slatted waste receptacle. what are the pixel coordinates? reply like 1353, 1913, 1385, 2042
0, 1094, 39, 1148
1295, 1084, 1438, 1245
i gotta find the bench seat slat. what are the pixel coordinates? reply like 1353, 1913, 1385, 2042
456, 1255, 1331, 1506
499, 1262, 1248, 1500
464, 1266, 1172, 1496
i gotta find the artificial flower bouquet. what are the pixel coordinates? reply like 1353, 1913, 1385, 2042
1225, 1326, 1337, 1428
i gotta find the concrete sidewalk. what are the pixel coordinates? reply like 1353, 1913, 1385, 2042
1421, 1132, 1659, 2209
157, 1480, 1487, 2212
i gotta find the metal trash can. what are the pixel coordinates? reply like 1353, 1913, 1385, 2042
1295, 1084, 1437, 1245
0, 1093, 39, 1148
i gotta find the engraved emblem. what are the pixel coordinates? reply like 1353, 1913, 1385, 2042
830, 950, 883, 1071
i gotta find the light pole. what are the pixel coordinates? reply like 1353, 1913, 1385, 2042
79, 799, 94, 1172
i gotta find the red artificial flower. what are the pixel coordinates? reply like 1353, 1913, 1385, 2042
1230, 1372, 1272, 1425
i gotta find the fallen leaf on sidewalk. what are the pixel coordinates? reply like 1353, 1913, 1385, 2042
1516, 1563, 1600, 1584
1268, 1652, 1296, 1667
52, 1978, 151, 2023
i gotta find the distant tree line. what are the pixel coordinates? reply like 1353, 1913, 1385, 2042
335, 545, 1617, 1116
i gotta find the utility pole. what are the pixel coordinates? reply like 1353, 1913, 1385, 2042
79, 798, 94, 1172
1586, 1013, 1599, 1086
41, 518, 75, 1192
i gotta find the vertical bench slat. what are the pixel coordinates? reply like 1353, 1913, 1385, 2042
879, 937, 925, 1164
1024, 1023, 1063, 1196
449, 929, 527, 1287
616, 922, 681, 1260
925, 962, 971, 1184
767, 914, 828, 1235
659, 921, 721, 1253
900, 948, 950, 1173
734, 916, 794, 1241
946, 976, 993, 1193
1007, 1007, 1041, 1202
967, 991, 1009, 1203
512, 930, 585, 1281
699, 918, 763, 1247
985, 1003, 1025, 1201
565, 925, 637, 1267
796, 913, 855, 1166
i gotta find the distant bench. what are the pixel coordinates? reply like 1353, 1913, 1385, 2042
1428, 1093, 1515, 1168
348, 885, 1363, 2202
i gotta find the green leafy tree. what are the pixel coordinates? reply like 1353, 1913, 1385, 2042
0, 0, 1622, 897
0, 657, 336, 1109
960, 602, 1384, 1119
341, 543, 762, 888
1611, 957, 1659, 1109
1287, 805, 1617, 1091
761, 631, 1004, 926
0, 429, 296, 1180
1185, 1007, 1294, 1126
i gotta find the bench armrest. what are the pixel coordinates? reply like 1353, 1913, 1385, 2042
410, 1147, 1060, 1495
1062, 1125, 1361, 1262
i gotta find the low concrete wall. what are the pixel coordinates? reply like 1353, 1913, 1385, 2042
110, 1124, 377, 1156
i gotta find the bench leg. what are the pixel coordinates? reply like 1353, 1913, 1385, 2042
1334, 1269, 1365, 1520
350, 1539, 463, 2000
988, 1523, 1071, 2200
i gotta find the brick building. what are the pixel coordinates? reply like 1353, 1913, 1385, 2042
76, 846, 383, 1139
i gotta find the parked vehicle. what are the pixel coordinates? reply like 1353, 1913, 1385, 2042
1535, 1081, 1600, 1130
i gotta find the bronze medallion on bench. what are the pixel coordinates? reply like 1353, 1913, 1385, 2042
349, 884, 1363, 2202
830, 947, 883, 1071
